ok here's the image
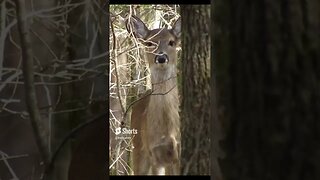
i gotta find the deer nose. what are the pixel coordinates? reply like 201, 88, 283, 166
155, 52, 169, 64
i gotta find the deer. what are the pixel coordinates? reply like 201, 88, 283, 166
126, 15, 181, 175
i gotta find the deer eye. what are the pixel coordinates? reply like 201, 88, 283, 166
145, 42, 154, 47
168, 40, 175, 46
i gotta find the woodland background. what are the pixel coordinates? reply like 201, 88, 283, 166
1, 1, 320, 180
0, 0, 107, 179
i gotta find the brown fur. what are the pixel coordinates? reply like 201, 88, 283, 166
127, 15, 181, 175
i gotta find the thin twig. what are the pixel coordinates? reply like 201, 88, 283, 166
0, 154, 29, 161
122, 76, 177, 121
0, 70, 22, 92
0, 151, 19, 179
109, 136, 134, 170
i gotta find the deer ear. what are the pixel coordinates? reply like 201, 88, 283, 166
126, 15, 149, 39
171, 17, 181, 39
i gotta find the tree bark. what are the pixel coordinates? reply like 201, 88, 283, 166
180, 5, 211, 175
213, 0, 320, 179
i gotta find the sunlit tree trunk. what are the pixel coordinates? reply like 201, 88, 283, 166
180, 5, 211, 175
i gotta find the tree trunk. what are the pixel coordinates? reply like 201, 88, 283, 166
180, 5, 211, 175
213, 0, 320, 179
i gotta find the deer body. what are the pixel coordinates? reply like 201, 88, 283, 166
127, 15, 181, 175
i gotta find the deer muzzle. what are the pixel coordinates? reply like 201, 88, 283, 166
155, 52, 169, 64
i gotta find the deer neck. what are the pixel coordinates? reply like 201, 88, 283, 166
146, 66, 180, 141
150, 66, 177, 94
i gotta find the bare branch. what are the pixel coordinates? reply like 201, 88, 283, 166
110, 17, 125, 117
0, 151, 21, 180
14, 0, 50, 165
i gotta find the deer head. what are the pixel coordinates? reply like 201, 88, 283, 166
126, 15, 181, 75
